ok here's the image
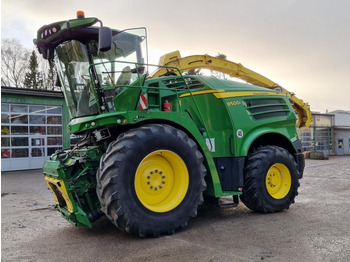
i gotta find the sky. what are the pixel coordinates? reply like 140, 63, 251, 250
1, 0, 350, 113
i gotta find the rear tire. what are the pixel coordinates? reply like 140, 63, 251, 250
240, 146, 300, 213
96, 124, 206, 237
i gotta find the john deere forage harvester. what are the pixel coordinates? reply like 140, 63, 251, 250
34, 11, 306, 237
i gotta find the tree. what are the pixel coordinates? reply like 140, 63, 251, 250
211, 53, 228, 80
184, 68, 202, 76
216, 53, 227, 60
1, 38, 30, 88
24, 51, 41, 89
183, 53, 229, 78
2, 38, 58, 90
45, 60, 57, 91
37, 52, 58, 91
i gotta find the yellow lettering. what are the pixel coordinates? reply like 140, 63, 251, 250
227, 100, 241, 107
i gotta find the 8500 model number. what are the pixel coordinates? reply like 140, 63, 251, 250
227, 100, 241, 107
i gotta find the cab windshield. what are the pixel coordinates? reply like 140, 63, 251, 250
55, 28, 147, 118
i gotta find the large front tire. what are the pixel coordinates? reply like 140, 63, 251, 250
96, 124, 206, 237
240, 146, 300, 213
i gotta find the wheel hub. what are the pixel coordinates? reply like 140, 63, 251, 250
147, 169, 166, 190
135, 150, 189, 213
266, 163, 292, 199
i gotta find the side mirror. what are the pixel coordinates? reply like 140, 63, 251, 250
99, 27, 112, 52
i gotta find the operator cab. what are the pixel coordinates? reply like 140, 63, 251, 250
34, 12, 148, 119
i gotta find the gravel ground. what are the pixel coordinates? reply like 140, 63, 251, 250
1, 156, 350, 262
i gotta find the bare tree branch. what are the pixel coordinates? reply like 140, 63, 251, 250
1, 38, 30, 88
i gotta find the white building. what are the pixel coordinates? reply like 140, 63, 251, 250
332, 111, 350, 155
298, 110, 350, 156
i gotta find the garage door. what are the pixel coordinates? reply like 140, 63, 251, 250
1, 103, 63, 171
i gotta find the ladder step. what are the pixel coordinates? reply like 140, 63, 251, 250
218, 195, 239, 208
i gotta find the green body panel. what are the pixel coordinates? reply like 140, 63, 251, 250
113, 76, 145, 111
34, 17, 98, 45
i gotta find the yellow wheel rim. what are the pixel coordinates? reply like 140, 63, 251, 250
134, 150, 189, 213
266, 163, 292, 199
